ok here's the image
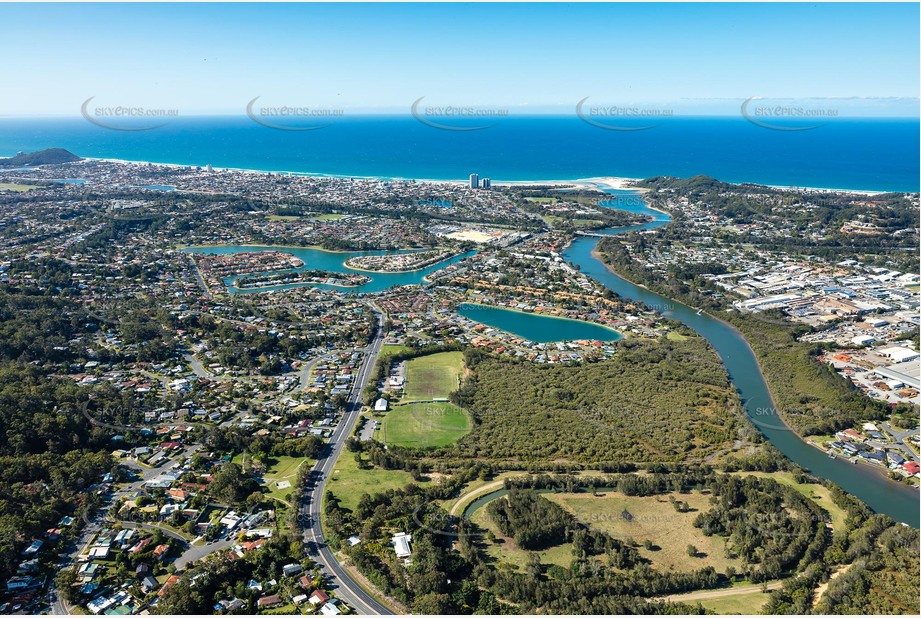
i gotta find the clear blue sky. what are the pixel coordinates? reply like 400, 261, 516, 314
1, 2, 918, 116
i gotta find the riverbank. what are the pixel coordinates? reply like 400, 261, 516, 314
588, 244, 910, 489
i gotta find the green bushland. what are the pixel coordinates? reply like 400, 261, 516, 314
596, 237, 900, 436
444, 341, 746, 464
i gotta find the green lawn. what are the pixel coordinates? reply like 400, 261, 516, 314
380, 344, 413, 358
403, 351, 464, 401
541, 214, 604, 228
325, 450, 429, 513
0, 182, 43, 192
313, 213, 346, 221
234, 453, 310, 504
380, 402, 472, 448
696, 589, 771, 614
545, 491, 743, 574
264, 603, 299, 614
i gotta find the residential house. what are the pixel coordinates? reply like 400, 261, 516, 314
391, 532, 412, 558
282, 563, 303, 577
256, 594, 283, 609
308, 590, 329, 606
140, 576, 159, 593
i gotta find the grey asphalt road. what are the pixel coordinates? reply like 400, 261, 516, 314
880, 422, 920, 463
300, 304, 393, 615
173, 536, 237, 570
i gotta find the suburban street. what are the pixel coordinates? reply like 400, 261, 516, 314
880, 422, 921, 464
299, 303, 393, 615
47, 446, 199, 614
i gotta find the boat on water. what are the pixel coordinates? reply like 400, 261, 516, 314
828, 452, 837, 459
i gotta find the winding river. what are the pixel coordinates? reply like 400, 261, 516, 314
562, 189, 919, 526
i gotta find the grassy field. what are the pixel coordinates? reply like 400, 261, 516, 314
313, 213, 346, 221
683, 590, 768, 615
380, 402, 471, 448
380, 344, 413, 358
695, 589, 771, 614
262, 455, 310, 503
266, 214, 303, 221
403, 351, 464, 401
233, 454, 310, 504
470, 507, 575, 571
542, 214, 605, 227
325, 450, 430, 513
0, 182, 43, 192
734, 471, 847, 531
545, 491, 743, 574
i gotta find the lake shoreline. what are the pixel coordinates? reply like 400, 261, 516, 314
457, 301, 623, 343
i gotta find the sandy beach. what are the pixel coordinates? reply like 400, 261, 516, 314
76, 156, 898, 196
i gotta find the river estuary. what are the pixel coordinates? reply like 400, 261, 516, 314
562, 189, 918, 526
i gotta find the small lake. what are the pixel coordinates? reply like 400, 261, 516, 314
457, 303, 622, 343
182, 245, 475, 294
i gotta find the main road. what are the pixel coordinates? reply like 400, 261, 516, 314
299, 303, 393, 615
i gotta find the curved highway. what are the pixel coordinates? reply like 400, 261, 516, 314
299, 303, 393, 615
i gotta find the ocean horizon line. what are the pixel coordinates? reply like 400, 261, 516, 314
2, 113, 920, 121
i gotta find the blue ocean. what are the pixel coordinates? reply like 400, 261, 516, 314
0, 116, 917, 192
